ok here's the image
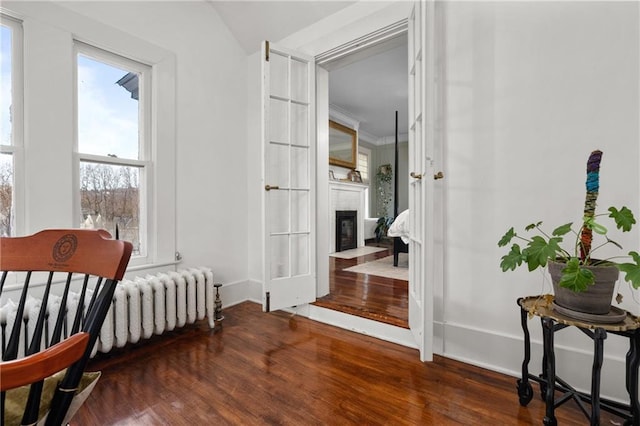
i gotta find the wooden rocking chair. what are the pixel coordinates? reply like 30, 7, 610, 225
0, 229, 132, 425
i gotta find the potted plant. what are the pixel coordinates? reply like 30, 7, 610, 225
498, 150, 640, 317
374, 216, 394, 242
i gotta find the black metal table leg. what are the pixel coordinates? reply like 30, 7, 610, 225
626, 329, 640, 426
540, 317, 549, 400
518, 298, 534, 406
590, 328, 607, 425
519, 296, 640, 425
543, 317, 557, 426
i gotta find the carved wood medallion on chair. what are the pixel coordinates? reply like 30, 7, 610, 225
1, 229, 132, 425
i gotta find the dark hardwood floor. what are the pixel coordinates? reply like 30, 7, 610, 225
314, 246, 409, 328
75, 302, 616, 425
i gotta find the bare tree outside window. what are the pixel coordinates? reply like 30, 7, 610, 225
80, 162, 140, 253
1, 23, 15, 237
0, 153, 12, 237
77, 47, 146, 257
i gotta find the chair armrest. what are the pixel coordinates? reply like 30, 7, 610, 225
1, 332, 90, 391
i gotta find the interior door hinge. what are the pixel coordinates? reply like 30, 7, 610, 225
266, 291, 270, 312
265, 41, 270, 62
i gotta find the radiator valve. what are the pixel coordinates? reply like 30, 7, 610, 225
214, 283, 224, 327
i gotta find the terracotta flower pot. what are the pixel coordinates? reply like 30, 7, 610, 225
548, 260, 620, 315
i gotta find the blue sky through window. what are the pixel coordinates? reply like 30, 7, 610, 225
1, 35, 140, 158
78, 54, 139, 159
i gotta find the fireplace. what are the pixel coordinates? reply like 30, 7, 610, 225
336, 210, 357, 252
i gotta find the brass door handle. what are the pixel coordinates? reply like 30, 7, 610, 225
265, 184, 280, 191
434, 171, 444, 180
410, 172, 422, 180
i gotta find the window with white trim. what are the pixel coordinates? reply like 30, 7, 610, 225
357, 146, 371, 183
0, 16, 22, 237
76, 43, 151, 258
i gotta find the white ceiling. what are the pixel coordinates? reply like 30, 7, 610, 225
208, 0, 408, 143
328, 35, 408, 143
207, 1, 356, 55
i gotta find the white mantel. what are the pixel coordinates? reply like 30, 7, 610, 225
329, 181, 368, 253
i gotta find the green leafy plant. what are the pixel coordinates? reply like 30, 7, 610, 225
498, 150, 640, 293
375, 216, 394, 242
376, 164, 393, 218
374, 164, 394, 242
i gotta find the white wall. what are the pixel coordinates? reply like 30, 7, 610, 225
8, 0, 640, 403
442, 1, 639, 400
254, 0, 640, 401
49, 0, 640, 403
247, 51, 262, 288
246, 0, 411, 282
61, 0, 251, 292
2, 1, 178, 273
5, 1, 251, 299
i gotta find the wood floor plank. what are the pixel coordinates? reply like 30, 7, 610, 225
74, 302, 619, 425
315, 248, 409, 328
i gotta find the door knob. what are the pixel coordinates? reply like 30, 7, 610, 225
265, 184, 280, 191
410, 172, 422, 180
434, 171, 444, 180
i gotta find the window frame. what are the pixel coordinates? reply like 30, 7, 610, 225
357, 145, 371, 184
0, 14, 24, 237
0, 1, 176, 273
74, 41, 153, 265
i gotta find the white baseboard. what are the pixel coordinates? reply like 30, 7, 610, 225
218, 278, 261, 308
442, 321, 630, 403
215, 282, 633, 404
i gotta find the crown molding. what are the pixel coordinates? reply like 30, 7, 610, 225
328, 104, 360, 130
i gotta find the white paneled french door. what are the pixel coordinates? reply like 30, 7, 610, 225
408, 0, 437, 362
261, 41, 316, 312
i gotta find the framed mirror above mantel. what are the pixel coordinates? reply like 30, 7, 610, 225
329, 120, 357, 169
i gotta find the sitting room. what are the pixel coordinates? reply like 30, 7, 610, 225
1, 1, 639, 424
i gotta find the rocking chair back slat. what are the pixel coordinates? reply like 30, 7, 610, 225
0, 229, 132, 426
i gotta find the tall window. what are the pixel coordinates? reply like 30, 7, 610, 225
0, 152, 11, 237
0, 16, 22, 237
357, 146, 371, 183
76, 43, 151, 257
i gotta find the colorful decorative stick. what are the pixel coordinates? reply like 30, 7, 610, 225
581, 150, 602, 262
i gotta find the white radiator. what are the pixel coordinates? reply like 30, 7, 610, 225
0, 267, 217, 358
97, 267, 216, 354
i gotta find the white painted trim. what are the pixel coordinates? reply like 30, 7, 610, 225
133, 280, 633, 404
303, 304, 418, 349
357, 129, 378, 145
218, 279, 263, 309
74, 41, 154, 264
261, 42, 317, 312
315, 16, 408, 66
1, 1, 177, 267
279, 1, 411, 55
6, 1, 172, 65
0, 14, 24, 237
316, 67, 330, 298
442, 321, 631, 403
328, 104, 360, 130
357, 145, 372, 185
311, 4, 419, 352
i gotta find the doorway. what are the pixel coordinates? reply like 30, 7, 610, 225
314, 31, 410, 328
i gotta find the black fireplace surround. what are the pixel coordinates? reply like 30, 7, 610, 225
336, 210, 357, 252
